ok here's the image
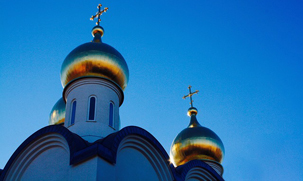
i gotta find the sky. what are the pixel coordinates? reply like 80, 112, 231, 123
0, 0, 302, 180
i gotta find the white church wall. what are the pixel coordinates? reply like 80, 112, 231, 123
21, 147, 69, 181
4, 133, 70, 181
116, 147, 160, 180
68, 156, 117, 181
96, 157, 115, 180
64, 78, 122, 142
115, 135, 173, 181
1, 124, 224, 181
68, 157, 99, 181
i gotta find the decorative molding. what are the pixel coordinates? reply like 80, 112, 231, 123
185, 167, 216, 180
4, 133, 69, 180
0, 125, 88, 181
63, 77, 124, 106
204, 160, 224, 176
118, 135, 174, 181
176, 160, 224, 181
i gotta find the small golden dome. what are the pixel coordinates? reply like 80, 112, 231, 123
170, 107, 224, 167
60, 26, 129, 90
49, 97, 66, 125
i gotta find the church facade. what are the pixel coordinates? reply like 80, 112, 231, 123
0, 4, 225, 181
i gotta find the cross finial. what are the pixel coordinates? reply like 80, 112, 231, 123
183, 86, 199, 107
90, 4, 108, 26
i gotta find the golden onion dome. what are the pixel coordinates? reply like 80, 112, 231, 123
170, 107, 225, 167
49, 97, 66, 125
60, 26, 129, 90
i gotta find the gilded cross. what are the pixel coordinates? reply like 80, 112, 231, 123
90, 4, 108, 26
183, 86, 199, 107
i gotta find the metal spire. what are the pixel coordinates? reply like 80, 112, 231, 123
183, 85, 199, 107
90, 4, 108, 26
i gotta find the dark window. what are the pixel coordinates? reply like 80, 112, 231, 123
88, 97, 96, 121
71, 100, 77, 125
109, 103, 114, 128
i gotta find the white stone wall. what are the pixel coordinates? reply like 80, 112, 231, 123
63, 78, 123, 142
4, 133, 70, 181
3, 131, 221, 181
115, 135, 174, 181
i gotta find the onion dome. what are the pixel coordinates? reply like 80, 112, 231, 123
60, 25, 129, 90
170, 107, 225, 167
49, 97, 66, 125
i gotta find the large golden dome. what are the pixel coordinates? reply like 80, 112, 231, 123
49, 97, 66, 125
60, 26, 129, 90
170, 107, 225, 167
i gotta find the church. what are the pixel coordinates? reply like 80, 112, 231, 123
0, 4, 225, 181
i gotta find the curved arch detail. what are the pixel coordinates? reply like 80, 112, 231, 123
117, 135, 173, 181
0, 125, 88, 180
185, 167, 216, 180
5, 134, 69, 180
176, 160, 224, 181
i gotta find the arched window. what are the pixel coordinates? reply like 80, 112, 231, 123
70, 100, 77, 125
88, 96, 96, 121
109, 102, 114, 128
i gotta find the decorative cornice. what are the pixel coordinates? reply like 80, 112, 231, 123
63, 76, 124, 106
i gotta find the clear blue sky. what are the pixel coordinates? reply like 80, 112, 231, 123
0, 1, 302, 180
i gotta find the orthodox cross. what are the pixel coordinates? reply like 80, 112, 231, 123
183, 86, 199, 107
90, 4, 108, 26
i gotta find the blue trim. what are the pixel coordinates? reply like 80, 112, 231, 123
0, 125, 223, 181
109, 102, 114, 127
88, 96, 96, 121
71, 100, 77, 125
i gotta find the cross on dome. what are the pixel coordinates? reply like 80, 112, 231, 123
90, 4, 108, 26
183, 85, 199, 107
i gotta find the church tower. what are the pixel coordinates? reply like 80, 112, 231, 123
50, 4, 129, 142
